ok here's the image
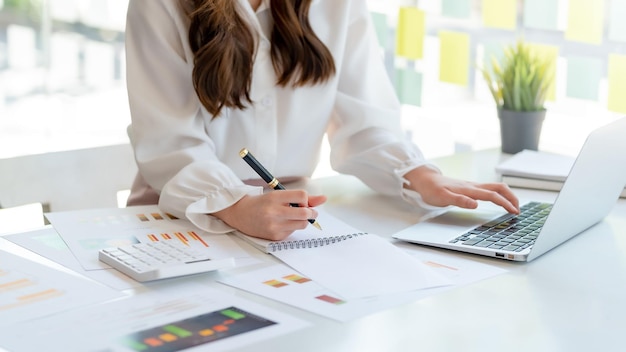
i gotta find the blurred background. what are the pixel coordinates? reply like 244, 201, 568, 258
1, 0, 625, 210
0, 0, 129, 158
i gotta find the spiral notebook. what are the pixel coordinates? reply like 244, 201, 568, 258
233, 209, 365, 254
234, 209, 451, 299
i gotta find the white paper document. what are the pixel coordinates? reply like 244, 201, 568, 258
4, 227, 142, 290
45, 205, 251, 271
0, 249, 124, 328
236, 208, 451, 299
219, 263, 417, 322
271, 233, 451, 299
0, 283, 309, 352
399, 244, 509, 287
219, 250, 507, 322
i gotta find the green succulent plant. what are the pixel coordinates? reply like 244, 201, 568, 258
481, 40, 555, 112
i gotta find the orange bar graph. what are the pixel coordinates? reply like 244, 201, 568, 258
0, 278, 33, 292
283, 274, 311, 284
315, 294, 345, 305
174, 232, 189, 246
263, 279, 288, 288
424, 261, 458, 271
18, 288, 64, 301
188, 231, 209, 247
1, 288, 64, 311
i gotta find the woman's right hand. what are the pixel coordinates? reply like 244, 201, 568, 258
212, 190, 327, 241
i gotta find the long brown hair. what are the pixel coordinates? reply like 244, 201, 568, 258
183, 0, 336, 117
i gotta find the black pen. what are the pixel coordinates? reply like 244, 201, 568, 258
239, 148, 322, 230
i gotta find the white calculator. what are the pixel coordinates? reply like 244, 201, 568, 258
99, 241, 235, 282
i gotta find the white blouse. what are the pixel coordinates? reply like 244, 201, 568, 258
125, 0, 435, 233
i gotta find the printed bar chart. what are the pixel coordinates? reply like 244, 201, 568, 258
119, 307, 276, 352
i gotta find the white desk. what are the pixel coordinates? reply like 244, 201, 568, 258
2, 149, 625, 352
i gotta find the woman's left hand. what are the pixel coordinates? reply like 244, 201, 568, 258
404, 165, 520, 214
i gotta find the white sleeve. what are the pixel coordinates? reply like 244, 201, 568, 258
125, 0, 259, 232
327, 1, 437, 204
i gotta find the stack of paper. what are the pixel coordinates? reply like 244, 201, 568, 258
495, 150, 626, 198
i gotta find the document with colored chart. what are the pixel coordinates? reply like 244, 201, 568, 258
45, 205, 251, 271
0, 282, 308, 352
0, 249, 124, 328
218, 251, 507, 322
236, 208, 452, 300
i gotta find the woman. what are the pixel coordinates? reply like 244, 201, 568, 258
124, 0, 519, 241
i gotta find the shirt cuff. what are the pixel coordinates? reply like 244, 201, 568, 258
184, 184, 263, 233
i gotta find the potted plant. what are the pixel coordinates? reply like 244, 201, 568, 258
481, 40, 555, 154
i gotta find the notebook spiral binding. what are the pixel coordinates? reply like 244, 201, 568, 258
268, 232, 368, 252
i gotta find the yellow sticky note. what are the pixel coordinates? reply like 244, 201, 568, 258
395, 7, 425, 60
608, 55, 626, 114
482, 0, 516, 30
439, 31, 470, 86
529, 43, 559, 101
565, 0, 605, 45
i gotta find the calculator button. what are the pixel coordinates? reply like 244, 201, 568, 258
98, 241, 235, 282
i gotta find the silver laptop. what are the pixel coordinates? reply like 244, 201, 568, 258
393, 117, 626, 262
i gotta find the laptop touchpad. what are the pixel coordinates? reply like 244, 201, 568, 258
395, 208, 506, 243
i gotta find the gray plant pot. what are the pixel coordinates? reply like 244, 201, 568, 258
497, 108, 546, 154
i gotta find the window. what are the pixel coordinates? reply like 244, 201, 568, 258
0, 0, 129, 159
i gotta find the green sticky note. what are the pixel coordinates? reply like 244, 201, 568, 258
441, 0, 471, 19
482, 0, 517, 30
395, 7, 425, 60
395, 68, 422, 106
565, 0, 605, 45
529, 43, 559, 101
523, 0, 558, 30
609, 0, 626, 43
370, 12, 388, 48
608, 55, 626, 114
439, 31, 470, 86
566, 56, 602, 101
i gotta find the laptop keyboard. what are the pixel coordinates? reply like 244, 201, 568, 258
449, 201, 552, 252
